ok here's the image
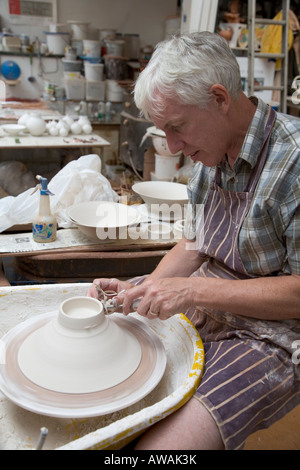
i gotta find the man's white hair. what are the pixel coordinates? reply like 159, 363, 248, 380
134, 31, 242, 121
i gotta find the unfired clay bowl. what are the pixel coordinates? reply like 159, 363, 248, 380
17, 296, 142, 394
2, 124, 26, 135
67, 201, 140, 241
132, 181, 188, 221
132, 181, 188, 206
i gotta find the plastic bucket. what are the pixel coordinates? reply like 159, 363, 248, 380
63, 71, 81, 79
84, 62, 104, 81
106, 40, 124, 57
106, 79, 124, 102
99, 29, 116, 42
86, 80, 106, 101
104, 55, 127, 80
124, 34, 140, 59
65, 46, 77, 60
49, 23, 67, 33
71, 39, 83, 56
63, 78, 85, 100
45, 32, 70, 55
155, 153, 180, 178
83, 40, 101, 58
68, 21, 89, 40
62, 58, 82, 72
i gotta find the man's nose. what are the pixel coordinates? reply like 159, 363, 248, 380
166, 135, 184, 155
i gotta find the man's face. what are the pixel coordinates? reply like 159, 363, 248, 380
151, 97, 228, 167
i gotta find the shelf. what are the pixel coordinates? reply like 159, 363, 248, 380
0, 50, 63, 58
247, 0, 289, 113
254, 52, 285, 59
1, 78, 21, 86
254, 18, 286, 26
231, 48, 284, 59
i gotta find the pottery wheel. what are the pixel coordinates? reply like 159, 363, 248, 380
17, 312, 142, 394
0, 313, 166, 418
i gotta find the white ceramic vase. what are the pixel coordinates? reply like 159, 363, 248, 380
26, 113, 47, 136
18, 112, 30, 127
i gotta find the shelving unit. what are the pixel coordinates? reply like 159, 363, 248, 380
247, 0, 290, 112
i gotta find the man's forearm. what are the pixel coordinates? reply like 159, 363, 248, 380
193, 273, 300, 320
147, 237, 202, 281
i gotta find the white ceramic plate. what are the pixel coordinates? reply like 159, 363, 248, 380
0, 312, 166, 418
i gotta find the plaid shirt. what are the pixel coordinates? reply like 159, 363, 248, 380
185, 97, 300, 276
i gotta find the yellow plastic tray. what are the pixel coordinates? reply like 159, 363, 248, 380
0, 283, 204, 450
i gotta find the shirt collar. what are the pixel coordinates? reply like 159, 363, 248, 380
234, 96, 271, 169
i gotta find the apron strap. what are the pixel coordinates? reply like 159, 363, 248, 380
214, 106, 276, 193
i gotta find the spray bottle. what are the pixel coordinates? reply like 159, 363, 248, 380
32, 175, 57, 243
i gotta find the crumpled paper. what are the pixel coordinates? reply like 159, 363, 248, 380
0, 154, 118, 233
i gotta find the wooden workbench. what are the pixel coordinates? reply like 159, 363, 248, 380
0, 228, 175, 285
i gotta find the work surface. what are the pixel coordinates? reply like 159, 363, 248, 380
0, 100, 110, 150
0, 131, 110, 149
0, 227, 175, 256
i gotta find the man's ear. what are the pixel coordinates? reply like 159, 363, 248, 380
209, 84, 230, 114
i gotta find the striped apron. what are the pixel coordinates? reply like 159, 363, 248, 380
186, 107, 300, 449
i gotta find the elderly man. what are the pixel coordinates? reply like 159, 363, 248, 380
88, 32, 300, 450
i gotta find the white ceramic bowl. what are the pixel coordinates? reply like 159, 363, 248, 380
2, 124, 26, 135
132, 181, 188, 205
132, 181, 188, 221
17, 296, 142, 394
147, 126, 181, 157
67, 201, 140, 241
